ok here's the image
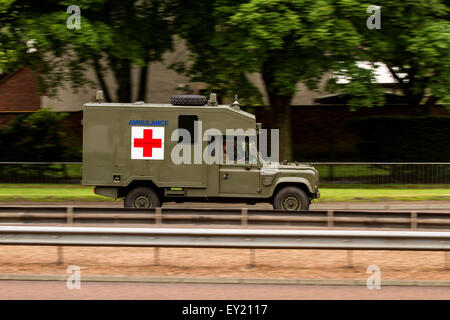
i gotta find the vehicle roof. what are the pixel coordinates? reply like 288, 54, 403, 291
83, 102, 256, 119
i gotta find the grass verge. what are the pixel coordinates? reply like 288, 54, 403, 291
0, 184, 448, 203
0, 184, 109, 202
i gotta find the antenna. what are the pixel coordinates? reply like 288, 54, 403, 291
231, 93, 240, 110
232, 94, 239, 106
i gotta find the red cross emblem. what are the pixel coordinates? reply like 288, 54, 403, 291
133, 129, 162, 157
131, 127, 164, 160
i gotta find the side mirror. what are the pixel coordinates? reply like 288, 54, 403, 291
256, 123, 262, 130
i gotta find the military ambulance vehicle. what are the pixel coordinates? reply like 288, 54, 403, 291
82, 92, 320, 211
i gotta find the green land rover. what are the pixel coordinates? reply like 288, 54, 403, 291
82, 92, 320, 211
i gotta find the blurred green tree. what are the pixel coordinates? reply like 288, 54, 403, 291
2, 1, 448, 161
0, 0, 173, 102
0, 109, 70, 161
341, 0, 450, 115
169, 0, 371, 160
169, 0, 449, 160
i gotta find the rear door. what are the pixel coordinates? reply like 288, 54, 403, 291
164, 114, 207, 187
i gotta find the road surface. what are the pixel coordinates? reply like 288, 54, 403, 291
0, 281, 449, 300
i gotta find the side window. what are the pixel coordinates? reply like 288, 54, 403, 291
223, 135, 251, 163
178, 115, 198, 144
205, 135, 257, 164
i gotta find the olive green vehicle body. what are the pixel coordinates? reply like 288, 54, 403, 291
82, 102, 320, 205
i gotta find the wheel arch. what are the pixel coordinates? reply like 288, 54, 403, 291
118, 180, 162, 199
272, 178, 314, 199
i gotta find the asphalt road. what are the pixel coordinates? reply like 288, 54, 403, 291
0, 281, 449, 300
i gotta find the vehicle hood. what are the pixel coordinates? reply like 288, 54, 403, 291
261, 162, 317, 173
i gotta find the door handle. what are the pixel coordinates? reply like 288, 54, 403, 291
223, 173, 228, 179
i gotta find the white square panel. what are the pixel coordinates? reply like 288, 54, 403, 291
131, 126, 165, 160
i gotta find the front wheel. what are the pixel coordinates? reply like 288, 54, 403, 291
273, 186, 309, 211
124, 187, 161, 208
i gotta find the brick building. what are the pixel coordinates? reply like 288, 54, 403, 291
0, 68, 41, 112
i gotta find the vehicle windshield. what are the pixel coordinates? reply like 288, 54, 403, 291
258, 153, 271, 164
248, 140, 271, 164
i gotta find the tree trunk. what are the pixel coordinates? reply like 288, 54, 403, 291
109, 56, 132, 102
386, 65, 432, 116
262, 62, 294, 162
138, 63, 149, 102
408, 94, 426, 116
267, 94, 293, 161
92, 59, 112, 102
419, 95, 438, 115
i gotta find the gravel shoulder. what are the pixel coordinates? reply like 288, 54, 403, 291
1, 245, 449, 282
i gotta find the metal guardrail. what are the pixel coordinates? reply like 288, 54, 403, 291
0, 162, 449, 184
0, 226, 449, 251
1, 206, 450, 230
0, 162, 81, 184
312, 162, 450, 184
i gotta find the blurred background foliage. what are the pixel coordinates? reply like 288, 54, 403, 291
0, 0, 449, 161
0, 108, 81, 161
352, 116, 450, 162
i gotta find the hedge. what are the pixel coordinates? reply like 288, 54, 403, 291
351, 116, 450, 162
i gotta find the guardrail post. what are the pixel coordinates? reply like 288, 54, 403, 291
346, 250, 353, 268
444, 252, 450, 270
327, 210, 334, 229
57, 246, 63, 265
249, 249, 256, 268
411, 211, 417, 230
66, 206, 73, 225
154, 247, 160, 266
241, 208, 248, 228
155, 208, 162, 225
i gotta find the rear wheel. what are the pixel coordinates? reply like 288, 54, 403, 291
273, 186, 309, 211
124, 187, 161, 208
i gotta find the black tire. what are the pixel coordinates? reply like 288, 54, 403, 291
273, 186, 310, 211
124, 187, 161, 208
170, 95, 207, 106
